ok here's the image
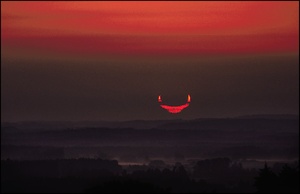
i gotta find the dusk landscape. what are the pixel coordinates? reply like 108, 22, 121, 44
1, 1, 299, 193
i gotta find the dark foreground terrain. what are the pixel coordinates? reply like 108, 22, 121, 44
1, 116, 299, 193
1, 158, 299, 193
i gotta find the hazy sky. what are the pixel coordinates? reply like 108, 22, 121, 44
1, 1, 299, 121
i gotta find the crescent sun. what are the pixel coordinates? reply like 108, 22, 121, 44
158, 94, 191, 114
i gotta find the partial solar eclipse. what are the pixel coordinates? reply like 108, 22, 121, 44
158, 94, 191, 114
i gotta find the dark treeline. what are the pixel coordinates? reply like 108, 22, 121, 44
1, 158, 298, 193
2, 117, 298, 192
255, 163, 299, 193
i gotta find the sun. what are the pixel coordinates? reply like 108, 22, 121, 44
158, 94, 191, 114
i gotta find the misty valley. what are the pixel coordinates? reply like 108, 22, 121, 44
1, 116, 299, 193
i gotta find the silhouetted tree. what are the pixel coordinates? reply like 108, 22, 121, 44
255, 163, 299, 193
173, 162, 189, 180
277, 164, 299, 193
255, 163, 278, 193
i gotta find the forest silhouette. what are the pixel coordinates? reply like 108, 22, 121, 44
2, 117, 298, 192
1, 157, 299, 193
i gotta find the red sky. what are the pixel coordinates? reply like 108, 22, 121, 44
1, 2, 299, 121
2, 1, 299, 56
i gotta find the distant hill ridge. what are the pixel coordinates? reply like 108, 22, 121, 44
1, 114, 299, 130
236, 114, 298, 119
